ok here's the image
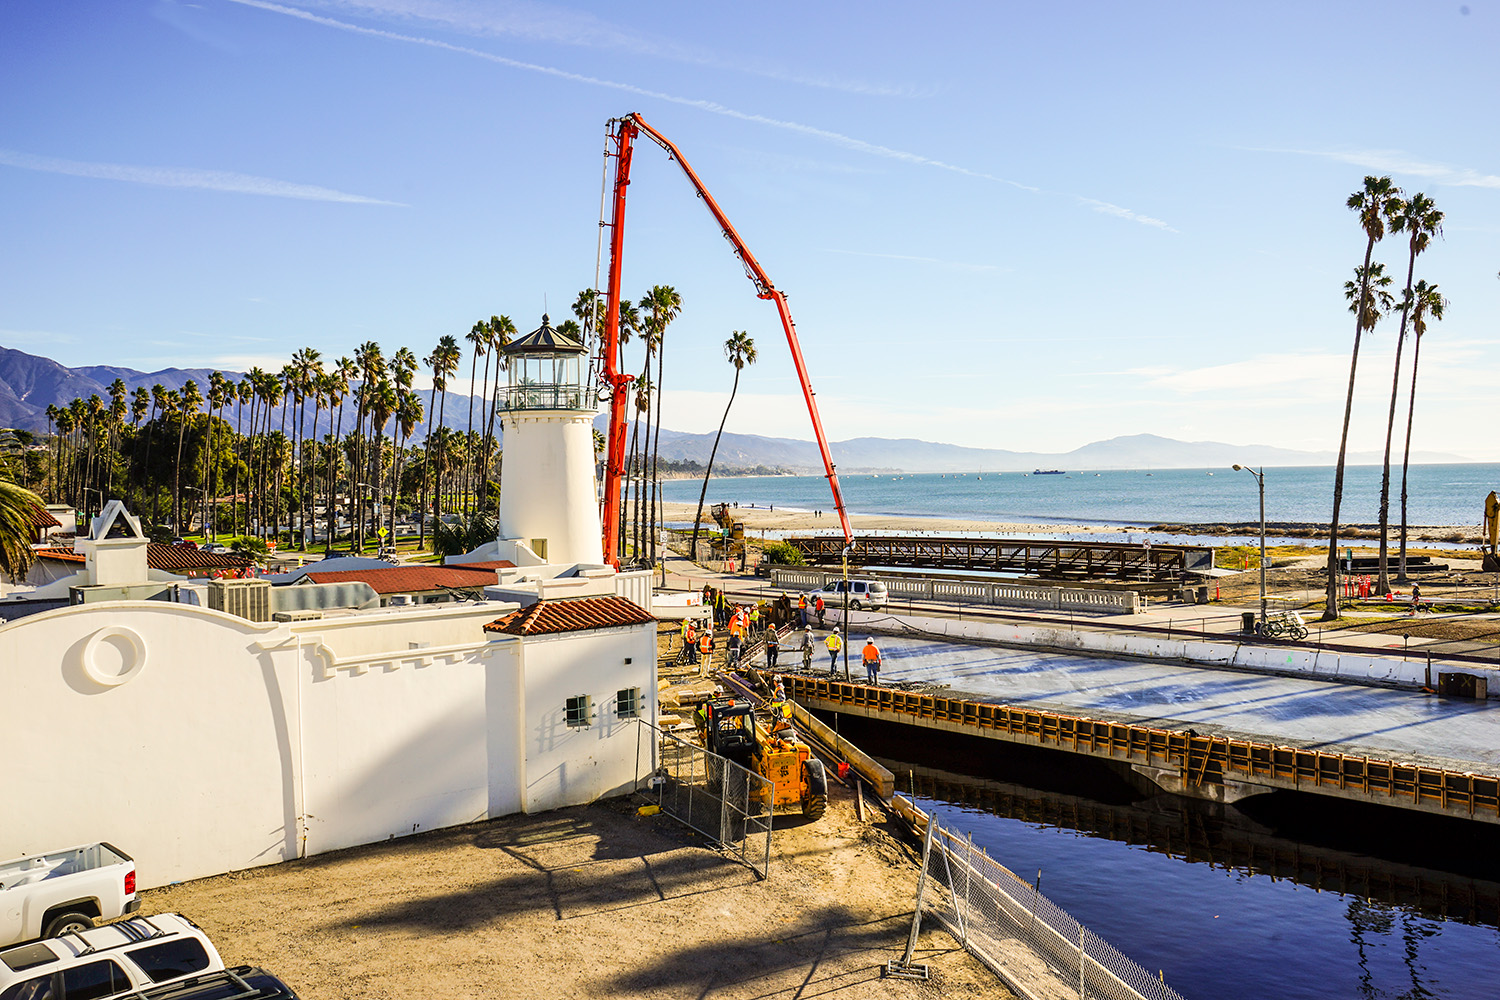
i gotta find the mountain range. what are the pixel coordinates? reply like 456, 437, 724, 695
0, 344, 1472, 472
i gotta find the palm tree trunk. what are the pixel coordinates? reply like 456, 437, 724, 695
1376, 248, 1419, 593
1325, 236, 1377, 620
650, 340, 666, 564
690, 369, 741, 563
1397, 330, 1424, 583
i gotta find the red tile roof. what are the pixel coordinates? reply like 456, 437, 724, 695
444, 559, 516, 570
34, 543, 252, 572
483, 596, 655, 636
302, 564, 499, 596
25, 505, 61, 529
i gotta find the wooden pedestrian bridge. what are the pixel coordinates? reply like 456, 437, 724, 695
785, 535, 1214, 582
783, 675, 1500, 825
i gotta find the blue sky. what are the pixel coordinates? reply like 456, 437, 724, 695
2, 0, 1498, 459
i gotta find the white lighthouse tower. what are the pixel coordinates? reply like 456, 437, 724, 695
493, 314, 603, 567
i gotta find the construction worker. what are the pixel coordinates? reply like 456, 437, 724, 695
798, 593, 808, 626
749, 603, 762, 638
801, 626, 815, 671
825, 630, 842, 675
815, 595, 826, 628
698, 628, 714, 676
862, 637, 881, 685
683, 618, 698, 664
727, 630, 742, 670
765, 627, 780, 670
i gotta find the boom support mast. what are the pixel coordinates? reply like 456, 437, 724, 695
597, 112, 852, 568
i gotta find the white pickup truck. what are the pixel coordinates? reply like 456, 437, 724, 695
0, 843, 139, 945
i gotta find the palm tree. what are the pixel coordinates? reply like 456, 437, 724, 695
1325, 175, 1401, 620
481, 315, 515, 496
0, 477, 47, 580
462, 321, 489, 514
1381, 194, 1443, 586
367, 378, 397, 547
392, 387, 423, 541
424, 335, 461, 534
172, 380, 202, 535
690, 331, 757, 562
351, 342, 384, 550
1397, 281, 1447, 581
641, 285, 682, 564
128, 388, 148, 507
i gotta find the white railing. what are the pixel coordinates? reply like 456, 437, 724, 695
770, 569, 1139, 614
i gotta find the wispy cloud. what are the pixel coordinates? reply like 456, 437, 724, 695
1076, 197, 1179, 233
1247, 146, 1500, 189
226, 0, 1038, 191
293, 0, 919, 97
0, 148, 405, 205
819, 248, 1010, 272
228, 2, 1184, 230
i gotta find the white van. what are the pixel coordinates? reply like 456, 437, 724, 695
810, 578, 889, 611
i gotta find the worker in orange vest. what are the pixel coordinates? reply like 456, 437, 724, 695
798, 593, 808, 626
683, 619, 698, 664
861, 638, 882, 685
698, 629, 714, 676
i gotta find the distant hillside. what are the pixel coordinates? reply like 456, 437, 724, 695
1, 344, 1472, 471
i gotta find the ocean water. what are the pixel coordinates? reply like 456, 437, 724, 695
660, 463, 1499, 531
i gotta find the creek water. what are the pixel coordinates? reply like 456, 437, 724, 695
836, 717, 1500, 1000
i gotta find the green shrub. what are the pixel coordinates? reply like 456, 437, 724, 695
760, 540, 806, 566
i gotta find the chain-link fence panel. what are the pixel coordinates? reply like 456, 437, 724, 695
637, 720, 773, 879
914, 808, 1183, 1000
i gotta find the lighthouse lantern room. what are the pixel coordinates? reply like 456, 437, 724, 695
494, 314, 604, 568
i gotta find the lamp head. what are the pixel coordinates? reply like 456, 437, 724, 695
1232, 464, 1242, 471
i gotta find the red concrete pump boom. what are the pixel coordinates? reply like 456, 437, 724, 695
597, 112, 853, 568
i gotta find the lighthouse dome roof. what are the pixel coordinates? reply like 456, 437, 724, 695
507, 313, 587, 356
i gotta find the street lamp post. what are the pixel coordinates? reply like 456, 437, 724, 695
1232, 464, 1267, 625
840, 543, 852, 680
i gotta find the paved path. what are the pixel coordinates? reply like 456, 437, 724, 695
865, 634, 1500, 773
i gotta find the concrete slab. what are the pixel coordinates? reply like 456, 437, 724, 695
872, 635, 1500, 772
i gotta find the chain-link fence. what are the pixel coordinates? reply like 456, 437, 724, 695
636, 720, 773, 879
911, 803, 1183, 1000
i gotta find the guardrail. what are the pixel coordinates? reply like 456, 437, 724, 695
770, 568, 1139, 614
786, 676, 1500, 824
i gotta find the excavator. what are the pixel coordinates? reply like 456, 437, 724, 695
697, 697, 828, 821
593, 113, 853, 569
1484, 491, 1499, 572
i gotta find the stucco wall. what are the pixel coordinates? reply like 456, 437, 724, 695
0, 603, 299, 889
1, 599, 656, 891
521, 625, 658, 813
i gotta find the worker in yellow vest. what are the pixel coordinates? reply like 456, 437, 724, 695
824, 630, 842, 675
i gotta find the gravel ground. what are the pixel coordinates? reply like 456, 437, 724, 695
139, 788, 1008, 999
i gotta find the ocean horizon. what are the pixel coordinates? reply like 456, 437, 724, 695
660, 462, 1498, 532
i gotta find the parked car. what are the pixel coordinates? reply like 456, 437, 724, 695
0, 912, 225, 1000
0, 843, 138, 945
136, 967, 300, 1000
810, 578, 889, 611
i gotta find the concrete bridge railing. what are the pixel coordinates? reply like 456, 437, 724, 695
770, 568, 1139, 615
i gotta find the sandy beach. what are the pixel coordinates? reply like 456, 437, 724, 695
659, 501, 1481, 547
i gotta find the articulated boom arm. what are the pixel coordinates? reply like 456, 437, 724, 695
597, 112, 852, 568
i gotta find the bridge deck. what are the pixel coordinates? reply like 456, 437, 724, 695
786, 535, 1214, 580
785, 636, 1500, 823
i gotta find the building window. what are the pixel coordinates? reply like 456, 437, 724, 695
616, 687, 642, 719
565, 695, 593, 728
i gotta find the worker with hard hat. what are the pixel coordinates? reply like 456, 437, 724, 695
861, 637, 881, 685
800, 626, 815, 671
824, 630, 842, 674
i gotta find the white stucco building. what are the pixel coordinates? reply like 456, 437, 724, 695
3, 501, 659, 889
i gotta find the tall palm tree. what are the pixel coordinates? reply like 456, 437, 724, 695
204, 373, 227, 539
461, 321, 489, 514
392, 387, 423, 541
173, 380, 202, 535
690, 331, 757, 562
1382, 194, 1443, 586
128, 388, 148, 507
481, 315, 515, 497
640, 285, 682, 564
433, 336, 461, 528
1397, 281, 1447, 581
366, 378, 397, 546
43, 403, 59, 499
236, 379, 254, 535
351, 342, 384, 550
1325, 175, 1401, 620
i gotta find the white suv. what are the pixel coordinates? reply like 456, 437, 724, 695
811, 578, 889, 611
0, 913, 224, 1000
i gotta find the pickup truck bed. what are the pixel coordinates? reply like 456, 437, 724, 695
0, 843, 138, 945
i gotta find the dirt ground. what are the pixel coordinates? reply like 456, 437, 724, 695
139, 788, 1008, 1000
